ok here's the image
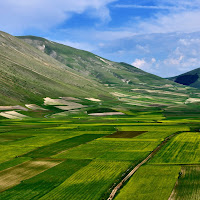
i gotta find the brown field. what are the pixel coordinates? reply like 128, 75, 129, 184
0, 159, 60, 192
60, 97, 80, 101
106, 131, 147, 138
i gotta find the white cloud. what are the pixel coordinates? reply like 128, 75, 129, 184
115, 0, 200, 11
98, 31, 200, 77
137, 10, 200, 34
151, 58, 156, 63
132, 59, 146, 69
164, 55, 184, 66
112, 1, 200, 35
179, 38, 200, 46
136, 44, 150, 53
114, 4, 184, 10
0, 0, 116, 34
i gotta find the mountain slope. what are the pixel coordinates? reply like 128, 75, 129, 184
169, 68, 200, 88
18, 36, 178, 88
0, 31, 198, 109
17, 35, 200, 109
0, 31, 112, 105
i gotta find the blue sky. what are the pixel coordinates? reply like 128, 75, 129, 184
0, 0, 200, 77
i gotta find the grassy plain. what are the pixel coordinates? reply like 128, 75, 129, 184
115, 165, 181, 200
150, 132, 200, 164
0, 106, 199, 200
169, 165, 200, 200
39, 160, 132, 200
0, 159, 91, 200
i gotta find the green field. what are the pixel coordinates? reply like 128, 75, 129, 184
23, 134, 106, 158
169, 165, 200, 200
39, 160, 132, 200
150, 132, 200, 164
115, 165, 180, 200
0, 111, 199, 200
0, 30, 200, 200
0, 159, 91, 200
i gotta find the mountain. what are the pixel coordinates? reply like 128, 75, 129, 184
0, 31, 198, 110
0, 31, 112, 105
169, 68, 200, 89
18, 36, 178, 89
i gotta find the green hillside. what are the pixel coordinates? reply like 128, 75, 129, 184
0, 31, 111, 105
0, 32, 198, 110
169, 68, 200, 89
16, 35, 200, 110
19, 35, 180, 87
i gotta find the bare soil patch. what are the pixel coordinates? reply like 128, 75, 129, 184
60, 97, 80, 101
0, 160, 60, 192
0, 111, 28, 119
25, 104, 47, 110
85, 98, 101, 102
88, 112, 124, 116
0, 106, 27, 111
106, 131, 147, 138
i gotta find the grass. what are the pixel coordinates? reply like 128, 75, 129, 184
150, 132, 200, 164
39, 160, 132, 200
0, 157, 31, 171
23, 134, 106, 158
97, 151, 150, 161
0, 132, 83, 163
170, 165, 200, 200
0, 159, 91, 200
53, 138, 159, 160
0, 31, 199, 200
115, 165, 180, 200
135, 131, 179, 140
0, 32, 113, 105
0, 159, 60, 192
117, 125, 190, 132
0, 109, 199, 200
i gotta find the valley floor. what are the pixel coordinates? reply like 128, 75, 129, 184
0, 106, 199, 200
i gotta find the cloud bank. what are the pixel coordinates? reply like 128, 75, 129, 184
0, 0, 116, 34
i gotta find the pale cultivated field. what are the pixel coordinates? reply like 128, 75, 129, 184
44, 97, 85, 111
44, 97, 70, 105
85, 98, 101, 102
185, 98, 200, 104
131, 89, 188, 97
25, 104, 47, 110
88, 112, 124, 116
55, 105, 85, 110
0, 111, 28, 119
111, 92, 130, 97
60, 97, 80, 101
0, 106, 27, 111
0, 160, 60, 192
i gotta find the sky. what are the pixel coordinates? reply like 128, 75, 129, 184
0, 0, 200, 77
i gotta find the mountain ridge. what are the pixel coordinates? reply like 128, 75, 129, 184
168, 67, 200, 88
0, 31, 112, 105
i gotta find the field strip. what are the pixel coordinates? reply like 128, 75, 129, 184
0, 106, 28, 111
107, 131, 181, 200
168, 176, 179, 200
0, 159, 61, 192
168, 165, 200, 200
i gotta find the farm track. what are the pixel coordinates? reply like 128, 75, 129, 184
107, 131, 182, 200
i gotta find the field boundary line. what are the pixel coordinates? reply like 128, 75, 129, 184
107, 131, 182, 200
